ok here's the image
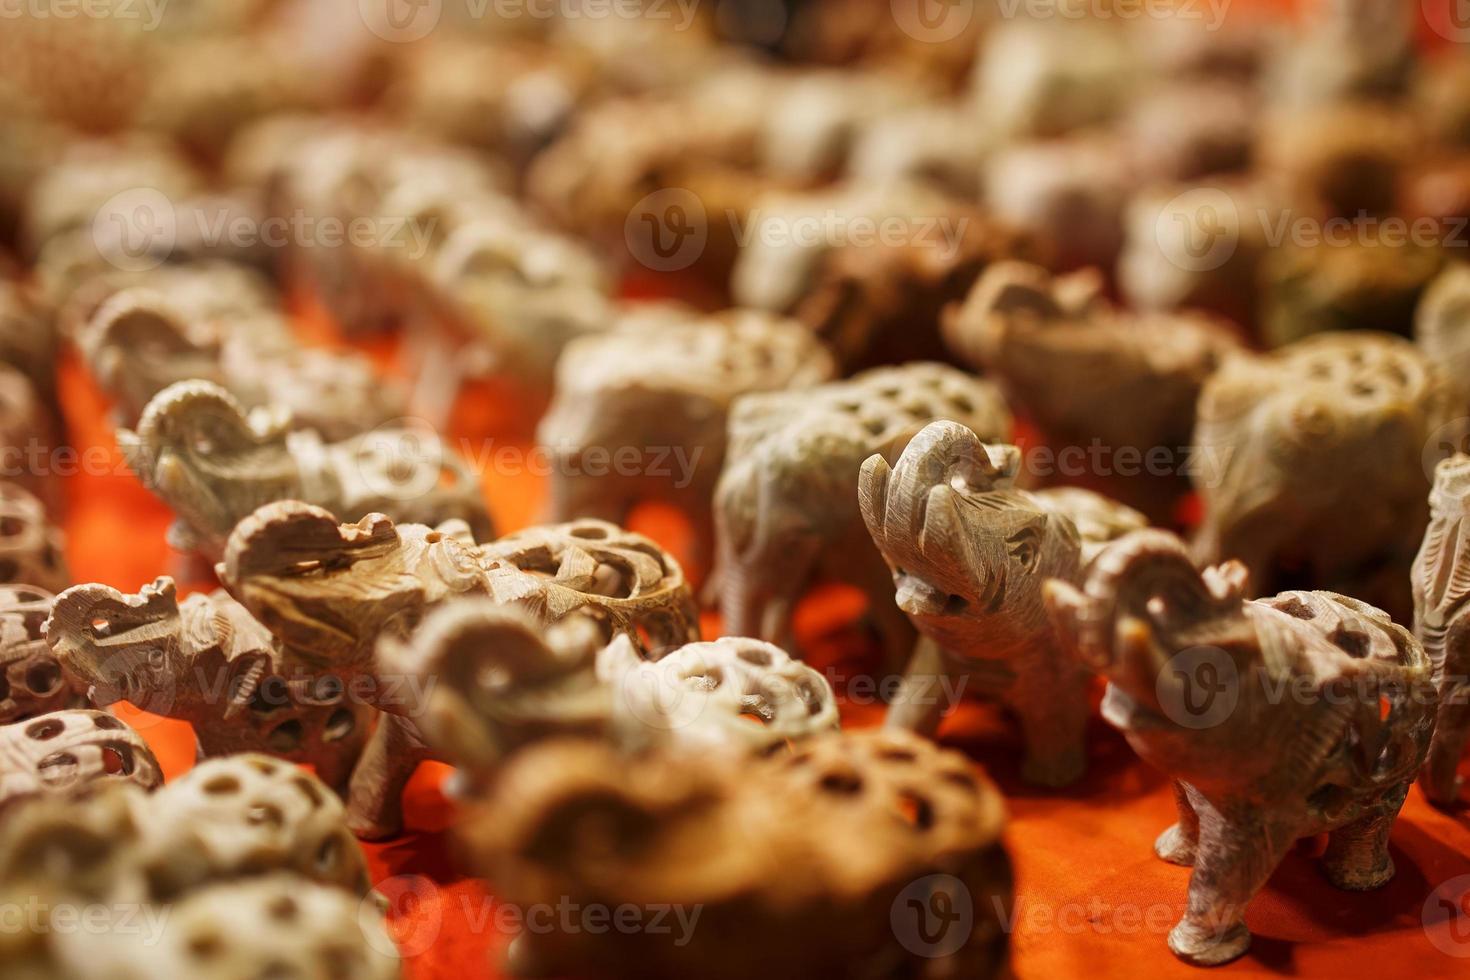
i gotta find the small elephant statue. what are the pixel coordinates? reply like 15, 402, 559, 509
1192, 331, 1454, 618
220, 501, 701, 838
1411, 453, 1470, 808
1045, 530, 1436, 966
860, 420, 1146, 786
119, 379, 494, 560
537, 304, 836, 568
46, 576, 371, 791
713, 362, 1010, 668
944, 261, 1240, 517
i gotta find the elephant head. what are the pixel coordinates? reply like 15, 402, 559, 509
220, 502, 487, 676
860, 420, 1079, 657
117, 380, 299, 557
46, 578, 194, 717
77, 288, 221, 425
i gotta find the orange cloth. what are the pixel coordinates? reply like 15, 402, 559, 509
55, 287, 1470, 980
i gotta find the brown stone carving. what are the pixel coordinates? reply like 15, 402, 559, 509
860, 420, 1145, 786
0, 584, 81, 724
80, 287, 405, 438
220, 502, 699, 837
1044, 530, 1435, 965
1259, 239, 1443, 347
1414, 262, 1470, 408
0, 480, 68, 592
119, 379, 493, 560
1191, 332, 1453, 612
464, 729, 1011, 980
714, 363, 1010, 666
946, 261, 1240, 475
0, 708, 162, 811
1411, 453, 1470, 808
538, 305, 836, 564
46, 577, 371, 790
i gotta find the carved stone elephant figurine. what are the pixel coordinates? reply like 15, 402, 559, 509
46, 577, 371, 791
1191, 332, 1454, 618
537, 304, 836, 569
1045, 530, 1435, 966
860, 419, 1145, 787
713, 362, 1010, 668
1411, 453, 1470, 808
119, 379, 494, 559
220, 501, 700, 838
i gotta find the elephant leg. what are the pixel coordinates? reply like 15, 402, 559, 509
1322, 803, 1402, 890
1155, 779, 1201, 866
1169, 795, 1294, 967
1010, 651, 1090, 788
1422, 688, 1470, 808
884, 637, 957, 737
346, 713, 432, 840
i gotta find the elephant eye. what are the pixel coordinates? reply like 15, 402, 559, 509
1006, 527, 1041, 572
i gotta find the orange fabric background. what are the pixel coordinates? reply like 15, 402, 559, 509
51, 285, 1470, 979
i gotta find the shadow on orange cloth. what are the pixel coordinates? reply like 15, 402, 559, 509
56, 286, 1470, 980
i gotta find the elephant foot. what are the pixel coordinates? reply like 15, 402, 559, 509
1155, 822, 1198, 866
1020, 747, 1085, 789
1322, 851, 1395, 891
1168, 918, 1250, 967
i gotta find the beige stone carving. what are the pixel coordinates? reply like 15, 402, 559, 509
714, 363, 1010, 666
860, 420, 1145, 785
0, 585, 81, 724
538, 305, 836, 563
1045, 530, 1435, 965
0, 708, 162, 811
47, 577, 370, 789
